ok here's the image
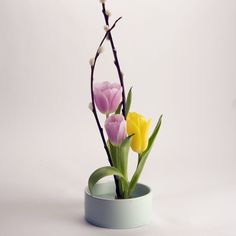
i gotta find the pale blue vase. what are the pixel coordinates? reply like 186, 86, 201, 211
84, 181, 152, 229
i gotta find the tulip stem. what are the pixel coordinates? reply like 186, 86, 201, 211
137, 154, 142, 167
101, 3, 126, 118
90, 17, 123, 198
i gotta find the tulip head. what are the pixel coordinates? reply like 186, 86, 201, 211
126, 112, 151, 153
93, 81, 122, 115
105, 114, 127, 146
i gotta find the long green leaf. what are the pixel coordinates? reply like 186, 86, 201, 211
107, 141, 118, 167
119, 135, 132, 198
119, 135, 132, 178
88, 166, 128, 194
108, 136, 133, 198
115, 87, 132, 115
115, 102, 122, 114
125, 87, 132, 115
128, 115, 162, 196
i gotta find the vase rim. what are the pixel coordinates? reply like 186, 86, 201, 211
85, 181, 151, 201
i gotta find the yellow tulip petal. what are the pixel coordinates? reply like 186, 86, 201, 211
127, 118, 142, 153
141, 118, 151, 152
127, 112, 137, 123
127, 112, 151, 153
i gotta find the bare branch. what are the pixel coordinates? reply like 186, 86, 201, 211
90, 17, 122, 198
101, 3, 126, 118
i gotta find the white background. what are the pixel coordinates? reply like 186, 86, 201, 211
0, 0, 236, 235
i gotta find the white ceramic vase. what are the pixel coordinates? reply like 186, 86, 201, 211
84, 181, 152, 229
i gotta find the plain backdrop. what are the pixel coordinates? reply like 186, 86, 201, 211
0, 0, 236, 235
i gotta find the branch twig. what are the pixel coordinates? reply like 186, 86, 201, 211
101, 3, 126, 118
90, 17, 122, 198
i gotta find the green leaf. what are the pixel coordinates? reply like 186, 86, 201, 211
128, 115, 162, 196
125, 87, 132, 116
88, 166, 128, 194
140, 115, 162, 160
119, 135, 132, 198
115, 87, 132, 116
108, 141, 124, 196
107, 136, 133, 198
115, 102, 122, 114
107, 141, 118, 167
119, 135, 132, 179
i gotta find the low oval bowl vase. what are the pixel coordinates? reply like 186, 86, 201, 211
84, 181, 152, 229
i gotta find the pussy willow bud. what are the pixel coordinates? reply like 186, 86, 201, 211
88, 102, 93, 111
89, 58, 95, 66
104, 25, 109, 32
105, 9, 112, 17
98, 46, 104, 54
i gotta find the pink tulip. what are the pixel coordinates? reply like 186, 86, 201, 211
93, 81, 122, 114
105, 114, 127, 146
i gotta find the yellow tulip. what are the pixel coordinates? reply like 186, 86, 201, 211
126, 112, 151, 153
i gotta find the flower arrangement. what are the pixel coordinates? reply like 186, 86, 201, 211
88, 0, 162, 199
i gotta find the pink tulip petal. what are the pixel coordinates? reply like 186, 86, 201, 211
105, 120, 119, 145
117, 120, 127, 145
111, 83, 121, 90
93, 82, 122, 114
102, 82, 111, 91
105, 114, 126, 146
110, 87, 122, 113
94, 81, 110, 91
93, 88, 109, 114
103, 89, 113, 103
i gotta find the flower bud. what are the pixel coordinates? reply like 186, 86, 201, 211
104, 25, 110, 32
88, 102, 93, 111
93, 81, 122, 114
105, 114, 127, 146
98, 46, 104, 54
89, 58, 94, 66
105, 9, 112, 17
127, 112, 151, 153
